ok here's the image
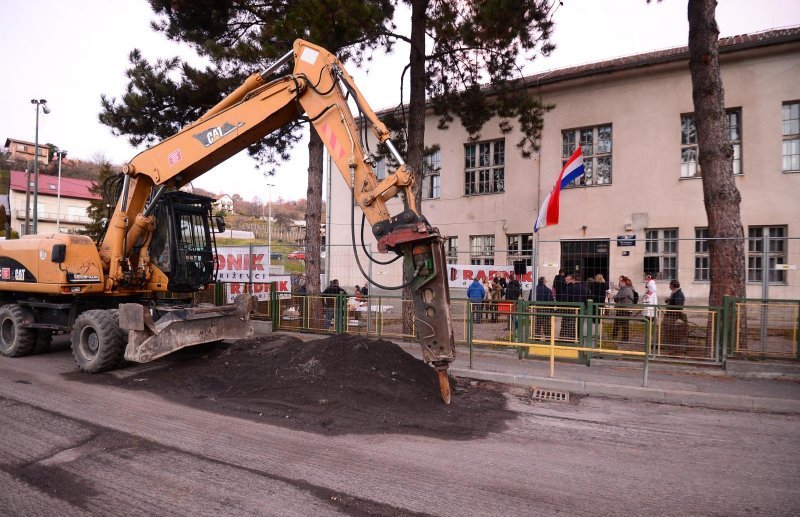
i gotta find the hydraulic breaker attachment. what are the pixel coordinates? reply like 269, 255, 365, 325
376, 211, 455, 403
119, 293, 256, 363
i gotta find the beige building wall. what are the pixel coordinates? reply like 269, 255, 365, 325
9, 189, 94, 235
328, 34, 800, 303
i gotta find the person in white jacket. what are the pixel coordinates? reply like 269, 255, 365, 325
642, 274, 658, 319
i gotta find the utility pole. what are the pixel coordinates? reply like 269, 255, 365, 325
266, 182, 275, 268
55, 150, 67, 232
30, 99, 50, 234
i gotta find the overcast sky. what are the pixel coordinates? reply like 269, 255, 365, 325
1, 0, 798, 202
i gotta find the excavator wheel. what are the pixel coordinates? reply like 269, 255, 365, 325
34, 330, 53, 354
72, 310, 126, 373
0, 304, 36, 357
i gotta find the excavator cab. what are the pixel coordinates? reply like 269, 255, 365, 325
148, 191, 217, 293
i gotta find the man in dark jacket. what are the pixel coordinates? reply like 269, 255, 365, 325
663, 280, 688, 352
571, 275, 589, 306
552, 270, 567, 301
532, 277, 554, 338
505, 278, 522, 300
322, 279, 347, 329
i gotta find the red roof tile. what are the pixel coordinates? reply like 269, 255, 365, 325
9, 170, 101, 200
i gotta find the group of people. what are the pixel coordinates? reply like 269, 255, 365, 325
321, 279, 370, 329
466, 274, 523, 323
527, 271, 687, 347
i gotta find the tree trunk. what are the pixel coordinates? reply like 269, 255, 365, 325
306, 129, 324, 321
688, 0, 745, 307
402, 0, 429, 334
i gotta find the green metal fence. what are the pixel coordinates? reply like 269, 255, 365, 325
213, 282, 798, 364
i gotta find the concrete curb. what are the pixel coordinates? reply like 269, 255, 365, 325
450, 367, 800, 414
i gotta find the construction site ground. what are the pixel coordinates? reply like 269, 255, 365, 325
0, 331, 798, 515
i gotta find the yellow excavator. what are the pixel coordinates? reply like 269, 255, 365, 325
0, 40, 455, 402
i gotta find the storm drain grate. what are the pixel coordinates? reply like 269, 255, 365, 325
531, 387, 570, 403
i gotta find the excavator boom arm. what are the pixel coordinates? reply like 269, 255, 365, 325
101, 39, 455, 400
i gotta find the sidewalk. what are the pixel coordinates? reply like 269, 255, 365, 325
254, 322, 800, 414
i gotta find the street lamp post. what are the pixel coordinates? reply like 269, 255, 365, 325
30, 99, 50, 234
265, 182, 275, 268
55, 150, 67, 232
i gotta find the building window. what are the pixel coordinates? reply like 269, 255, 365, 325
374, 157, 386, 180
747, 226, 787, 284
445, 236, 458, 265
644, 228, 678, 280
562, 124, 612, 187
507, 234, 533, 266
694, 228, 709, 282
464, 140, 504, 195
16, 144, 26, 152
470, 235, 495, 265
681, 108, 742, 177
783, 101, 800, 172
422, 149, 441, 199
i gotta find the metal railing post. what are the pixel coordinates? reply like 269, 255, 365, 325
467, 302, 474, 369
643, 317, 650, 387
270, 281, 279, 330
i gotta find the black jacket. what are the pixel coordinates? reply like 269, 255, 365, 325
666, 288, 685, 307
505, 280, 522, 300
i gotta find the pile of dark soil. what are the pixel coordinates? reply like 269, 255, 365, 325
84, 334, 516, 438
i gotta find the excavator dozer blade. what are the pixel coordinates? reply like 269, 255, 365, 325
119, 293, 256, 363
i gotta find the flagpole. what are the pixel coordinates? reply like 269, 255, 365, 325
533, 151, 543, 300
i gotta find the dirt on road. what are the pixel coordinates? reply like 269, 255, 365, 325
72, 334, 516, 438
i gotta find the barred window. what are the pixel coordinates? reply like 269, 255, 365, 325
694, 228, 709, 282
783, 101, 800, 172
681, 109, 742, 177
422, 149, 441, 199
464, 140, 504, 195
562, 124, 612, 187
445, 236, 458, 265
644, 228, 678, 281
470, 235, 495, 265
506, 234, 533, 266
747, 226, 787, 284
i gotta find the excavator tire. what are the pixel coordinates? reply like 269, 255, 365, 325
34, 330, 53, 354
0, 304, 36, 357
72, 310, 125, 373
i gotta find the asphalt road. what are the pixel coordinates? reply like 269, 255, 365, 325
1, 346, 798, 516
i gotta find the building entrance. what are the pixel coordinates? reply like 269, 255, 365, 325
560, 239, 609, 282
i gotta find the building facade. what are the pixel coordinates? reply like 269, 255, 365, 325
8, 170, 100, 235
326, 28, 800, 303
3, 138, 50, 166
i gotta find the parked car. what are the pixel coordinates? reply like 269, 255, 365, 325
270, 251, 283, 260
287, 250, 306, 260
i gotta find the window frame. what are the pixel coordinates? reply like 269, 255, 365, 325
422, 149, 441, 199
445, 236, 458, 265
694, 227, 710, 282
506, 234, 533, 266
469, 235, 495, 265
680, 108, 743, 178
561, 124, 612, 187
464, 140, 505, 196
782, 100, 800, 173
747, 225, 787, 284
644, 228, 678, 281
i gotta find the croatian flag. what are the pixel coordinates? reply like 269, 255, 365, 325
534, 148, 585, 232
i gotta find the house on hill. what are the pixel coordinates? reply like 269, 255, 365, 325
3, 138, 50, 166
8, 170, 100, 235
213, 194, 234, 213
